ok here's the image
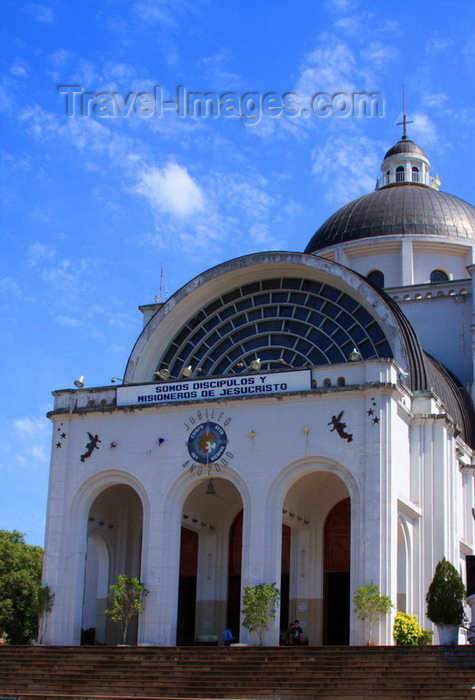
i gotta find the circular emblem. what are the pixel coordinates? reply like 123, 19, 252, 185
187, 422, 228, 464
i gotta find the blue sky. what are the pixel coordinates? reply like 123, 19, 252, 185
1, 0, 474, 546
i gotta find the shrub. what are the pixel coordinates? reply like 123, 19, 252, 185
426, 557, 466, 626
393, 611, 423, 645
418, 629, 434, 645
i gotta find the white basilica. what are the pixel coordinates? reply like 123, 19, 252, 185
43, 128, 475, 646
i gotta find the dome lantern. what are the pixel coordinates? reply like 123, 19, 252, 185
376, 138, 433, 190
376, 113, 437, 190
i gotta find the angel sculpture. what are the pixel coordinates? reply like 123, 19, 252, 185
328, 411, 353, 442
80, 432, 102, 462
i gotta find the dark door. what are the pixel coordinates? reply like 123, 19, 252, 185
227, 512, 243, 640
176, 576, 196, 645
325, 572, 350, 644
280, 524, 291, 634
177, 528, 198, 645
323, 498, 350, 645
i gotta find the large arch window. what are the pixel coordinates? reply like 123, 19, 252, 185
154, 277, 393, 378
411, 166, 420, 182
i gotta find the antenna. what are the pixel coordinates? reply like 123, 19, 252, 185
396, 85, 413, 140
153, 264, 165, 303
159, 264, 164, 301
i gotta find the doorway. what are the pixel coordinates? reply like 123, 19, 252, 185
177, 528, 198, 645
323, 498, 350, 645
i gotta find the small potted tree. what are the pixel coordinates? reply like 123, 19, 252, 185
426, 557, 466, 645
241, 582, 280, 646
353, 584, 393, 645
105, 574, 149, 645
37, 584, 55, 644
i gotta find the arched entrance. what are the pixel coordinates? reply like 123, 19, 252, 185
82, 484, 143, 644
282, 470, 350, 645
178, 478, 243, 645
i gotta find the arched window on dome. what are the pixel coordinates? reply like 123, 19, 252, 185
396, 165, 405, 183
430, 269, 449, 283
411, 166, 420, 183
367, 270, 385, 288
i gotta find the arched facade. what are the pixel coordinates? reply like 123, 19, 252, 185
82, 484, 144, 644
43, 135, 475, 646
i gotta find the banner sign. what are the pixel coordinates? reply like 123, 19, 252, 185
116, 369, 312, 407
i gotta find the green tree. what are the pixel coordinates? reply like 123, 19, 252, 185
353, 584, 393, 645
241, 582, 280, 645
0, 530, 45, 644
426, 557, 466, 626
105, 574, 149, 644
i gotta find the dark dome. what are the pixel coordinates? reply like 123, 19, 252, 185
383, 138, 428, 161
305, 185, 475, 254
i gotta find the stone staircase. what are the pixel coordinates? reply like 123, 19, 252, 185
0, 645, 475, 700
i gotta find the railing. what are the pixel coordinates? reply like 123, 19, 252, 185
375, 173, 438, 190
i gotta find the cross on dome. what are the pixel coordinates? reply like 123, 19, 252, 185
396, 113, 414, 141
396, 86, 413, 140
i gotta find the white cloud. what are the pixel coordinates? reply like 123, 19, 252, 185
425, 36, 450, 54
133, 0, 202, 28
27, 242, 56, 266
12, 416, 51, 465
134, 163, 205, 218
27, 3, 54, 23
20, 104, 64, 140
10, 61, 28, 77
420, 92, 448, 108
198, 51, 242, 92
0, 277, 32, 301
334, 14, 367, 35
48, 48, 75, 69
311, 131, 382, 204
410, 112, 438, 146
249, 223, 275, 249
296, 36, 357, 98
55, 315, 84, 328
361, 41, 397, 70
134, 0, 179, 27
134, 165, 289, 255
326, 0, 360, 13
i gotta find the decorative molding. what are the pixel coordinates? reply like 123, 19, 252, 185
397, 497, 422, 520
